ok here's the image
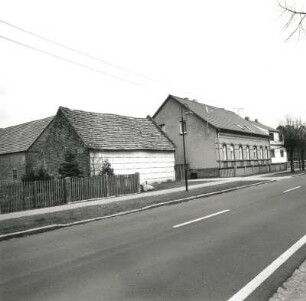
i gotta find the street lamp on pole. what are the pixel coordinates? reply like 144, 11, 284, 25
180, 105, 189, 192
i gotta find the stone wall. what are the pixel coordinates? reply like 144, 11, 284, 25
0, 152, 26, 183
27, 110, 90, 178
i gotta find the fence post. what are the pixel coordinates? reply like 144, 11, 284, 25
105, 175, 110, 197
33, 181, 37, 208
135, 172, 140, 193
64, 177, 72, 204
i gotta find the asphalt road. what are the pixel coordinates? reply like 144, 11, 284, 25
1, 175, 306, 301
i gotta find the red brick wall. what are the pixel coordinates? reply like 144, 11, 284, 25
27, 110, 90, 177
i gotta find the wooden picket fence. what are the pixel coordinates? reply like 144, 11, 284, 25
0, 173, 140, 214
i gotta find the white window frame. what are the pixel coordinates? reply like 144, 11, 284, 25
222, 144, 227, 161
253, 146, 258, 159
229, 144, 235, 160
238, 145, 243, 160
246, 146, 250, 160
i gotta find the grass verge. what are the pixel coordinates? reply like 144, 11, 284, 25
0, 180, 267, 236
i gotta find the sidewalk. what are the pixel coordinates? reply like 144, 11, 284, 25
0, 171, 290, 222
269, 260, 306, 301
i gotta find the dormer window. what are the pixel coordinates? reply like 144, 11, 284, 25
235, 124, 245, 130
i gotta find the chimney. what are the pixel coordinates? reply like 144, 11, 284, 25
255, 118, 259, 123
245, 117, 250, 121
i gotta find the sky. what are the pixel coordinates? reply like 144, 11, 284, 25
0, 0, 306, 129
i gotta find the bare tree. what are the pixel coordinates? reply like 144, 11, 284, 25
278, 117, 306, 172
279, 0, 306, 40
297, 125, 306, 170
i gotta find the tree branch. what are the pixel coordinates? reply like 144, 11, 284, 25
278, 0, 306, 40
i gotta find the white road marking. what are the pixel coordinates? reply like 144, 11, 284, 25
172, 209, 230, 228
283, 186, 301, 193
227, 233, 306, 301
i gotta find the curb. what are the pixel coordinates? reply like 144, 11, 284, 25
0, 180, 273, 242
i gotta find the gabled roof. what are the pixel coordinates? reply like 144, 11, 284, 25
59, 107, 175, 151
154, 95, 269, 137
249, 120, 278, 133
0, 116, 54, 155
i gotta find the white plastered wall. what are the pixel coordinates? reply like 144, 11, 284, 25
90, 150, 175, 184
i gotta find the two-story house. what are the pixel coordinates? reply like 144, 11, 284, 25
248, 118, 287, 164
153, 95, 287, 178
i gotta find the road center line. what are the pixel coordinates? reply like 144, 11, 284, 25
283, 186, 301, 193
172, 209, 230, 228
227, 233, 306, 301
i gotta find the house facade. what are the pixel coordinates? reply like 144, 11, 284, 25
0, 117, 53, 183
248, 119, 287, 164
153, 95, 286, 178
27, 107, 176, 184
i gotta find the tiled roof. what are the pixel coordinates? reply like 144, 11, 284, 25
0, 117, 54, 155
60, 107, 175, 151
168, 95, 269, 137
249, 120, 277, 133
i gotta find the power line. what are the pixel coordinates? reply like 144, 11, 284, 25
0, 34, 142, 86
0, 19, 155, 82
0, 19, 213, 103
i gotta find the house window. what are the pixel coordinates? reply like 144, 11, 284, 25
279, 134, 283, 141
271, 149, 275, 158
222, 144, 227, 161
269, 133, 274, 140
238, 145, 243, 160
263, 147, 267, 159
259, 147, 263, 159
246, 145, 250, 160
159, 124, 166, 132
229, 144, 235, 160
280, 150, 284, 157
265, 147, 269, 159
12, 169, 18, 180
253, 146, 258, 159
180, 120, 187, 134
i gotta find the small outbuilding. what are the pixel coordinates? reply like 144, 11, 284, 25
0, 117, 53, 183
26, 107, 176, 184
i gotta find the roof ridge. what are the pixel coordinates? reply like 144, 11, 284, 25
170, 94, 236, 114
166, 95, 269, 137
58, 106, 175, 151
2, 116, 54, 131
59, 106, 147, 120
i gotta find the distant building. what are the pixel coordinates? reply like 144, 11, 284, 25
248, 118, 287, 164
0, 117, 53, 183
2, 107, 175, 184
153, 95, 287, 178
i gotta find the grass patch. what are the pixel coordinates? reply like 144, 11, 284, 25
0, 180, 267, 236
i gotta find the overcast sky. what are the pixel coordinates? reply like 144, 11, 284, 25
0, 0, 306, 128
